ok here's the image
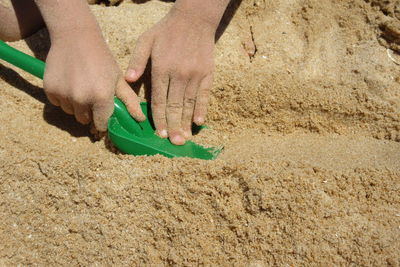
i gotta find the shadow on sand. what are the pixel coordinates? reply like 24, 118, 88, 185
1, 0, 242, 139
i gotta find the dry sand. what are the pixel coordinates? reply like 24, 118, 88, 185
0, 0, 400, 265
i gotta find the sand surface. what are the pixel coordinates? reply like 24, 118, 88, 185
1, 0, 400, 265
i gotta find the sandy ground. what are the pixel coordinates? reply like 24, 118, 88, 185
0, 0, 400, 265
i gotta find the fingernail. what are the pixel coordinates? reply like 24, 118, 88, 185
125, 69, 137, 80
171, 135, 185, 146
158, 129, 168, 138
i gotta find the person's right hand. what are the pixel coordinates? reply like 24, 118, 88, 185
44, 27, 145, 132
125, 7, 216, 145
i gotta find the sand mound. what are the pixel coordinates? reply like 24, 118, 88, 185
0, 0, 399, 265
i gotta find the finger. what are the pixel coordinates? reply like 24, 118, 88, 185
59, 99, 74, 115
125, 32, 154, 83
115, 78, 146, 121
166, 76, 186, 145
181, 78, 200, 139
92, 96, 114, 132
45, 92, 60, 106
193, 74, 213, 125
151, 68, 169, 138
73, 102, 92, 125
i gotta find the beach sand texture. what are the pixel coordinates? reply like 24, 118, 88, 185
0, 0, 399, 265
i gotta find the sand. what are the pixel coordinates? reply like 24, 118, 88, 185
0, 0, 399, 265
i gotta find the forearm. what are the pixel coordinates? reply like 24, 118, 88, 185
173, 0, 231, 30
0, 0, 44, 41
33, 0, 100, 41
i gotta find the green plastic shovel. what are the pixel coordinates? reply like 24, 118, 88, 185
0, 40, 221, 159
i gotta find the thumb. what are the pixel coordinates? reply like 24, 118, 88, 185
125, 32, 154, 83
116, 77, 146, 122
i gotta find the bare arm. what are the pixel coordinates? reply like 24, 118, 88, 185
0, 0, 43, 41
173, 0, 231, 30
0, 0, 98, 41
33, 0, 99, 41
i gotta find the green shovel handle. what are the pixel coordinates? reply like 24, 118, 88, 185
0, 40, 45, 79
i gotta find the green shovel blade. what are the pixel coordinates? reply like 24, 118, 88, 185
109, 98, 221, 159
0, 40, 222, 160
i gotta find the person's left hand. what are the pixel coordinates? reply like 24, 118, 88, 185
125, 7, 216, 145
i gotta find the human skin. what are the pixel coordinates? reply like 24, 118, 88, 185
1, 0, 231, 140
125, 0, 231, 145
1, 0, 144, 131
0, 0, 99, 42
0, 0, 44, 41
32, 0, 145, 131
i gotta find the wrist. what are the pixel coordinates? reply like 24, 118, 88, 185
49, 23, 101, 43
172, 0, 230, 31
34, 0, 100, 42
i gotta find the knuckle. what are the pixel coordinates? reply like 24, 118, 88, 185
175, 67, 196, 80
184, 97, 196, 107
167, 102, 183, 111
178, 64, 204, 78
151, 101, 166, 109
190, 68, 203, 77
198, 88, 210, 98
175, 69, 190, 80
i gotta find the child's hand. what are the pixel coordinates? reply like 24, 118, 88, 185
44, 31, 145, 131
34, 0, 145, 132
125, 7, 216, 145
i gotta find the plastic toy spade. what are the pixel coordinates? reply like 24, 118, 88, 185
0, 40, 221, 159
